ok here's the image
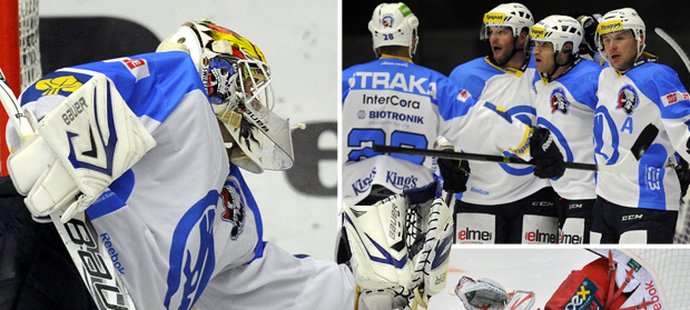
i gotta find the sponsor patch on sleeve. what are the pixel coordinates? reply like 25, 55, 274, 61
456, 89, 471, 102
660, 90, 690, 107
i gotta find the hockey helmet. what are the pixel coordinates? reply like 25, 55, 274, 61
595, 8, 646, 54
530, 15, 583, 56
480, 3, 534, 40
157, 21, 294, 173
368, 2, 419, 58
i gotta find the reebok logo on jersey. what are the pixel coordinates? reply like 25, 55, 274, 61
352, 72, 437, 99
100, 232, 125, 275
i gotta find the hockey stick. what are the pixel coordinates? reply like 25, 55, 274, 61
0, 71, 136, 309
373, 123, 660, 173
655, 27, 690, 76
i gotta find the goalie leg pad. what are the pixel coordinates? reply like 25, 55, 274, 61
411, 197, 453, 306
343, 194, 413, 290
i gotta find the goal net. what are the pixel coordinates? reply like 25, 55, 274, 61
0, 0, 41, 174
631, 248, 690, 309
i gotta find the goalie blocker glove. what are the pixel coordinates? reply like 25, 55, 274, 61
529, 127, 565, 179
7, 74, 156, 222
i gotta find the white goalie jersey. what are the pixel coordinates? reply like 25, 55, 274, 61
12, 51, 355, 309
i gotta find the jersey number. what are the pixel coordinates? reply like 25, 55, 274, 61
347, 128, 428, 164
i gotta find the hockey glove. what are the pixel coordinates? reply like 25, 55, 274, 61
576, 15, 599, 58
438, 156, 470, 193
7, 74, 156, 223
675, 155, 690, 198
454, 276, 508, 310
529, 127, 565, 179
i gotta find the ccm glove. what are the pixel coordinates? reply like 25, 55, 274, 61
438, 156, 470, 193
529, 127, 565, 179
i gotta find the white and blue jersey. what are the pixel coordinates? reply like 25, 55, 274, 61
343, 55, 532, 205
17, 51, 354, 309
448, 57, 548, 205
533, 59, 602, 200
595, 59, 690, 211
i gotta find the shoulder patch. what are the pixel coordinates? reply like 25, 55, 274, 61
21, 71, 93, 105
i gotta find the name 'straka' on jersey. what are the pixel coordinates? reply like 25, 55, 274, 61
349, 71, 438, 99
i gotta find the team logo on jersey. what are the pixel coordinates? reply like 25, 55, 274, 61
616, 85, 638, 115
357, 110, 366, 119
550, 88, 570, 114
221, 177, 247, 240
35, 75, 83, 96
165, 191, 217, 310
382, 14, 395, 28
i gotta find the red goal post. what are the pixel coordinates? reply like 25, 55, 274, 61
0, 0, 41, 175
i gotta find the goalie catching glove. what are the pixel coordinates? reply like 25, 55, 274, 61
7, 74, 156, 222
342, 182, 453, 309
455, 276, 536, 310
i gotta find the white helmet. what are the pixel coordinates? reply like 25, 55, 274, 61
368, 2, 419, 58
530, 15, 583, 55
595, 8, 646, 53
480, 3, 534, 40
157, 21, 294, 173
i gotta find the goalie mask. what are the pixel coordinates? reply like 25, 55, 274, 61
157, 21, 294, 173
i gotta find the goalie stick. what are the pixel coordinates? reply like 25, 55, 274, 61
373, 123, 660, 173
0, 70, 137, 310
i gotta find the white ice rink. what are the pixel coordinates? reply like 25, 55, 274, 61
428, 247, 598, 309
428, 247, 690, 309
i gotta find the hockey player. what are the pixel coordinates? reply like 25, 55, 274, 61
448, 3, 560, 244
530, 15, 602, 244
342, 2, 564, 307
591, 8, 690, 243
5, 20, 357, 309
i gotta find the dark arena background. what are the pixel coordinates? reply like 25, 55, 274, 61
343, 0, 690, 87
